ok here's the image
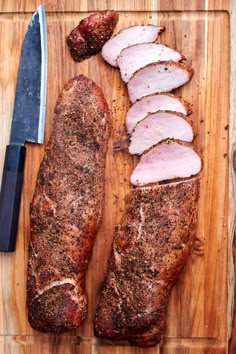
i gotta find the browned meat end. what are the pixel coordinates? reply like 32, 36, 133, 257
94, 178, 200, 347
27, 75, 111, 333
67, 10, 119, 62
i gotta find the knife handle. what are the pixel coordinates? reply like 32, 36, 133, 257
0, 145, 26, 252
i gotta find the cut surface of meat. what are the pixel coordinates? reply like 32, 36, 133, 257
66, 10, 119, 62
130, 140, 201, 186
101, 25, 165, 67
127, 61, 194, 103
126, 93, 192, 134
27, 75, 111, 333
94, 178, 200, 347
129, 112, 194, 155
117, 43, 185, 83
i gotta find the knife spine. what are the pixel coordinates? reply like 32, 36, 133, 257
38, 4, 48, 144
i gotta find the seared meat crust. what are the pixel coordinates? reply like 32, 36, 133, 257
27, 75, 110, 333
94, 178, 200, 347
67, 10, 119, 62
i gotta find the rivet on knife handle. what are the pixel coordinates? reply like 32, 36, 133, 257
0, 145, 26, 251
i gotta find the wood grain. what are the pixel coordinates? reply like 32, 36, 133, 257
228, 0, 236, 352
0, 1, 232, 353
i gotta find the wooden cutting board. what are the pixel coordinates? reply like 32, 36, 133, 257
0, 1, 234, 353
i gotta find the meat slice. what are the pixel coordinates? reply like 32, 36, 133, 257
117, 43, 185, 83
94, 178, 200, 347
130, 140, 202, 186
127, 61, 194, 103
129, 112, 194, 155
126, 93, 192, 134
66, 10, 119, 62
27, 75, 111, 333
101, 25, 165, 67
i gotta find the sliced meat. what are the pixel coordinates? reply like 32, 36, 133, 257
94, 178, 200, 347
27, 75, 111, 333
66, 10, 119, 62
129, 112, 194, 155
102, 25, 165, 67
117, 43, 185, 83
127, 61, 194, 103
130, 140, 202, 186
126, 93, 192, 134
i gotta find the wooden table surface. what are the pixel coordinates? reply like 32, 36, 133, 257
0, 1, 235, 353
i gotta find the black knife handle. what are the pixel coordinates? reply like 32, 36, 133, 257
0, 145, 26, 252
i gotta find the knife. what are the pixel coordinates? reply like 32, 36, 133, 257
0, 5, 47, 252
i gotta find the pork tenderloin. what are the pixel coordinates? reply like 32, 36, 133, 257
126, 93, 192, 134
129, 111, 194, 155
27, 75, 111, 333
102, 25, 165, 67
94, 178, 200, 347
117, 43, 185, 83
130, 140, 202, 186
127, 61, 194, 103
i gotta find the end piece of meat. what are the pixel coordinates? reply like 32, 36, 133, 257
126, 93, 192, 134
130, 140, 202, 186
102, 25, 165, 67
129, 111, 194, 155
66, 10, 119, 62
27, 75, 111, 333
94, 178, 200, 347
127, 61, 194, 103
117, 43, 185, 83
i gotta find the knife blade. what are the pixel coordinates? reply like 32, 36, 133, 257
0, 4, 47, 252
